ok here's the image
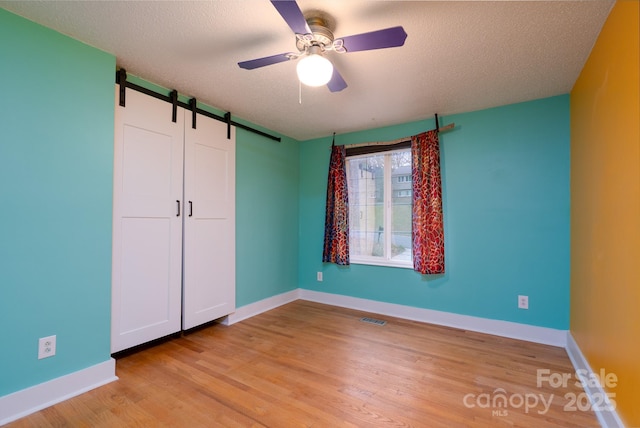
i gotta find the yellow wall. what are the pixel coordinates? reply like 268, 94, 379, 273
570, 1, 640, 426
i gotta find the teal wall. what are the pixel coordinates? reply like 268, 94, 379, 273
236, 126, 300, 306
299, 95, 570, 329
0, 9, 116, 395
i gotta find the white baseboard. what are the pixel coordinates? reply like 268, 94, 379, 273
299, 289, 568, 347
222, 289, 301, 325
565, 332, 625, 428
0, 358, 117, 426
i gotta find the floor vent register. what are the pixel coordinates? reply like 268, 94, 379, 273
360, 317, 387, 326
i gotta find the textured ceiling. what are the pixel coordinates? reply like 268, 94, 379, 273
1, 0, 614, 141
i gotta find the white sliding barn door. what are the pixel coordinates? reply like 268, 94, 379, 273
182, 116, 236, 330
111, 87, 184, 353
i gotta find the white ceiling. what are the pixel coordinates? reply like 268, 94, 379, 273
1, 0, 614, 141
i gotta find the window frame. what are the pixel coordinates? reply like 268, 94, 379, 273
346, 147, 413, 269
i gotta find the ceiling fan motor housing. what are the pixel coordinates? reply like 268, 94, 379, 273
296, 16, 335, 52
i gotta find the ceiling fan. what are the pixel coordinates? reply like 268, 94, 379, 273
238, 0, 408, 92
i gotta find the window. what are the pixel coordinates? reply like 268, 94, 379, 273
346, 148, 412, 268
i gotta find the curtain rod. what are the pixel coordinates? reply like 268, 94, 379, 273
344, 137, 411, 150
115, 69, 281, 142
343, 115, 455, 150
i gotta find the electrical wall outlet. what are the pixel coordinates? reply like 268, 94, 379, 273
317, 272, 323, 282
518, 295, 529, 310
38, 335, 56, 359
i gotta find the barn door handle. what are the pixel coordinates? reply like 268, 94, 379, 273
176, 200, 181, 217
189, 201, 193, 217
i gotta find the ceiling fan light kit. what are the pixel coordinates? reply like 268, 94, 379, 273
296, 46, 333, 87
238, 0, 408, 93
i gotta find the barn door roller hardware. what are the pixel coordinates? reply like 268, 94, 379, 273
116, 69, 281, 142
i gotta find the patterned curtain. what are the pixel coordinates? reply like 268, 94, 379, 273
411, 130, 445, 274
322, 144, 350, 265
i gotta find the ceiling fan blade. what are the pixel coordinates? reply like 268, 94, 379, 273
238, 53, 292, 70
339, 26, 407, 53
327, 68, 347, 92
270, 0, 311, 35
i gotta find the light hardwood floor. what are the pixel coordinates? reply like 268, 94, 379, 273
8, 301, 599, 427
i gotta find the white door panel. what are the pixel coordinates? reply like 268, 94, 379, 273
111, 86, 184, 353
119, 218, 173, 333
182, 117, 236, 330
194, 144, 230, 219
121, 126, 174, 217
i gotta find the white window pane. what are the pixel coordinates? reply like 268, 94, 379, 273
347, 154, 384, 259
390, 151, 412, 262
